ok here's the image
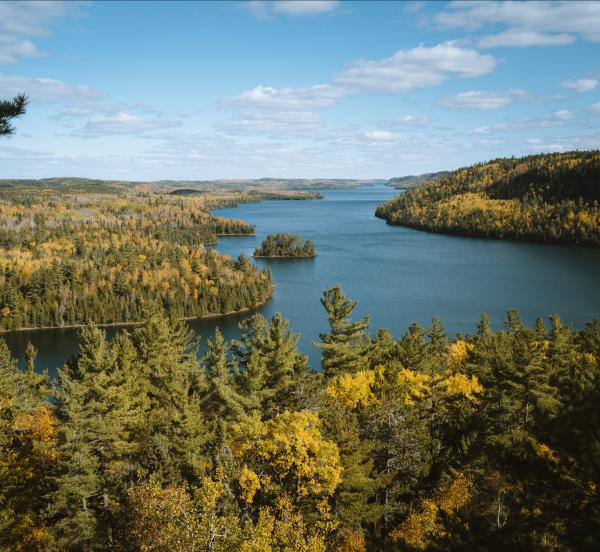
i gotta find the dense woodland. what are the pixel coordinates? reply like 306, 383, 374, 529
376, 151, 600, 246
0, 184, 312, 331
253, 233, 316, 258
1, 286, 599, 551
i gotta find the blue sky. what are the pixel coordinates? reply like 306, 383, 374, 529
1, 0, 599, 180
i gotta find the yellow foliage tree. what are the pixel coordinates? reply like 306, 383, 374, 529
230, 411, 342, 502
391, 473, 473, 549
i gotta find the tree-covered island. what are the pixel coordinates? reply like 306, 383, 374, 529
253, 233, 317, 258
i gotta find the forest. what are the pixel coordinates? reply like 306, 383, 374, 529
376, 151, 600, 246
0, 183, 297, 331
1, 286, 599, 551
253, 233, 317, 258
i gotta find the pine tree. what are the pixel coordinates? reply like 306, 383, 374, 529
477, 313, 492, 337
369, 329, 401, 373
49, 323, 109, 550
132, 307, 210, 483
0, 94, 27, 136
397, 323, 428, 371
234, 313, 310, 415
315, 286, 370, 378
427, 317, 448, 356
202, 328, 245, 449
533, 317, 548, 341
259, 313, 309, 414
505, 308, 524, 334
236, 344, 269, 415
321, 404, 382, 532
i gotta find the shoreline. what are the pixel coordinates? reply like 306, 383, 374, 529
253, 254, 317, 259
0, 295, 272, 336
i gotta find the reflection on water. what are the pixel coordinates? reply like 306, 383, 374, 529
6, 185, 600, 375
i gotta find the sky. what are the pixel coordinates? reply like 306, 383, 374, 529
1, 0, 600, 180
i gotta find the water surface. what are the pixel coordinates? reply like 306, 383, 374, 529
6, 185, 600, 373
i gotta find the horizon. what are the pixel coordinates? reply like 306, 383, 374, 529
1, 0, 600, 180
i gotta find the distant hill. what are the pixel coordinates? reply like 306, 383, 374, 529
158, 178, 385, 191
0, 177, 383, 193
386, 171, 449, 189
0, 177, 127, 193
376, 151, 600, 246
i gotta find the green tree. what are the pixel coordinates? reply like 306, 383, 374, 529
0, 94, 27, 136
315, 286, 370, 378
132, 306, 210, 483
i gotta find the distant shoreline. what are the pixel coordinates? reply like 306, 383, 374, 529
253, 254, 317, 259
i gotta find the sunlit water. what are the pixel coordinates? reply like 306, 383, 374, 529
6, 185, 600, 374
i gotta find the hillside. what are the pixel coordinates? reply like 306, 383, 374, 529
386, 171, 449, 189
376, 151, 600, 246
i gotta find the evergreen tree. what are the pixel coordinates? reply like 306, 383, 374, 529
202, 328, 245, 442
426, 316, 448, 356
0, 94, 27, 136
132, 306, 210, 483
397, 322, 428, 371
315, 286, 370, 378
477, 313, 492, 337
49, 323, 110, 550
258, 313, 309, 414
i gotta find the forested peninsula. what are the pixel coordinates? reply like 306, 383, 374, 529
2, 286, 600, 550
376, 151, 600, 245
253, 233, 317, 258
0, 182, 323, 331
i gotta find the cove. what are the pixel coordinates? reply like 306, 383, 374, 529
5, 184, 600, 374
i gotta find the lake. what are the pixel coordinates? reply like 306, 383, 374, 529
5, 184, 600, 373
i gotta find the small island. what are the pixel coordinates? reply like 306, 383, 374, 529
253, 233, 317, 258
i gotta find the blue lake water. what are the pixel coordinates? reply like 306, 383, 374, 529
6, 184, 600, 373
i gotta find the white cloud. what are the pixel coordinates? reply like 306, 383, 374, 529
398, 114, 431, 126
365, 130, 402, 141
223, 42, 495, 117
0, 74, 101, 103
440, 89, 526, 110
0, 36, 43, 64
436, 1, 600, 43
587, 102, 600, 114
245, 0, 339, 19
550, 109, 575, 122
524, 138, 567, 152
561, 78, 598, 93
0, 1, 87, 64
478, 29, 574, 48
469, 126, 492, 135
72, 112, 181, 139
333, 41, 496, 93
0, 1, 85, 36
272, 1, 339, 16
226, 84, 345, 111
494, 110, 576, 132
53, 101, 159, 120
218, 110, 324, 138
